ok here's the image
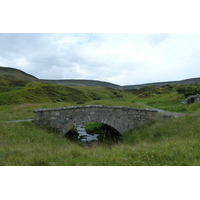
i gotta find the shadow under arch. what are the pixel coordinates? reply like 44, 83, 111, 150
85, 121, 122, 142
65, 121, 122, 143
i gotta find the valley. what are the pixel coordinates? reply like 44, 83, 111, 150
0, 66, 200, 166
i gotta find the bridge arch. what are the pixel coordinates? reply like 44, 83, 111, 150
65, 120, 121, 135
66, 120, 122, 142
34, 105, 158, 135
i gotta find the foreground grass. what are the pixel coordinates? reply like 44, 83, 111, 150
1, 113, 200, 166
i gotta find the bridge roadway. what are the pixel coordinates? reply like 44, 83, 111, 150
34, 105, 158, 135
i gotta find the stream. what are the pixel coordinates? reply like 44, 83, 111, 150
76, 125, 99, 143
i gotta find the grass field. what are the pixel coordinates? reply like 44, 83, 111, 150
1, 80, 200, 166
1, 90, 199, 122
1, 113, 200, 166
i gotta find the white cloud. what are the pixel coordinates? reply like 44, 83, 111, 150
0, 33, 200, 85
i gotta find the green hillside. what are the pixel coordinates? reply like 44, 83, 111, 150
41, 79, 122, 88
0, 66, 40, 92
43, 77, 200, 89
1, 67, 200, 166
0, 81, 128, 105
0, 66, 128, 105
0, 66, 38, 81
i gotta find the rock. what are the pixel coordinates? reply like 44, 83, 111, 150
181, 94, 200, 104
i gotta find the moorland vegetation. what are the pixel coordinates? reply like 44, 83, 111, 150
0, 67, 200, 166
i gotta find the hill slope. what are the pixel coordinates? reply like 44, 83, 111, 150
0, 66, 122, 88
123, 77, 200, 89
0, 66, 40, 92
0, 66, 38, 81
0, 66, 127, 105
0, 66, 200, 89
0, 81, 127, 105
41, 79, 122, 88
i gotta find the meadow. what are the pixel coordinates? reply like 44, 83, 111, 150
1, 114, 200, 166
0, 81, 200, 166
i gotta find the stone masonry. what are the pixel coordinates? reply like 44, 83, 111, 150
181, 94, 200, 104
34, 105, 158, 135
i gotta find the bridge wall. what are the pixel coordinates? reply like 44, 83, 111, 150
34, 105, 158, 135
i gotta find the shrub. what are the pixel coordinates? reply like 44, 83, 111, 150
176, 84, 200, 97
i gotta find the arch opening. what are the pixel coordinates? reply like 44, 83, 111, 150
189, 97, 195, 104
65, 121, 122, 144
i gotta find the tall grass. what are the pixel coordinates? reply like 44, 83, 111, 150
1, 113, 200, 166
1, 83, 200, 165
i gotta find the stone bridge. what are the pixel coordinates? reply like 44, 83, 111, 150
34, 105, 158, 135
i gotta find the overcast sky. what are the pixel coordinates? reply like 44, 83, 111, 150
0, 33, 200, 85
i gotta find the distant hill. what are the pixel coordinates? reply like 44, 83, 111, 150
0, 66, 122, 88
0, 66, 199, 89
41, 79, 122, 88
123, 77, 200, 89
0, 66, 39, 82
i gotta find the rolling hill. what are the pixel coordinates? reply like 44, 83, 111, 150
123, 77, 200, 89
0, 66, 40, 92
0, 66, 127, 105
0, 66, 200, 89
0, 66, 39, 81
41, 79, 122, 88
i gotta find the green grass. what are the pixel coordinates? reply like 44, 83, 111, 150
0, 102, 77, 121
0, 97, 141, 121
1, 91, 200, 122
0, 81, 130, 106
0, 82, 88, 105
1, 78, 200, 118
134, 91, 200, 113
85, 122, 105, 134
1, 113, 200, 166
1, 80, 200, 165
42, 79, 121, 88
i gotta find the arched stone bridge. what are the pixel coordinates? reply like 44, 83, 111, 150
34, 105, 158, 135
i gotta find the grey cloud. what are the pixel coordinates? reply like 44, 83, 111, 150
0, 33, 147, 82
0, 33, 200, 85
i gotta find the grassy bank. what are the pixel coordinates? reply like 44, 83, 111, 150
0, 97, 141, 121
1, 81, 200, 166
1, 95, 200, 122
0, 81, 129, 105
1, 113, 200, 166
1, 81, 200, 122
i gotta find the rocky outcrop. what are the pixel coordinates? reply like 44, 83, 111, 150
181, 94, 200, 104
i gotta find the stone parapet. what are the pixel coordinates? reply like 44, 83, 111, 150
34, 105, 158, 112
